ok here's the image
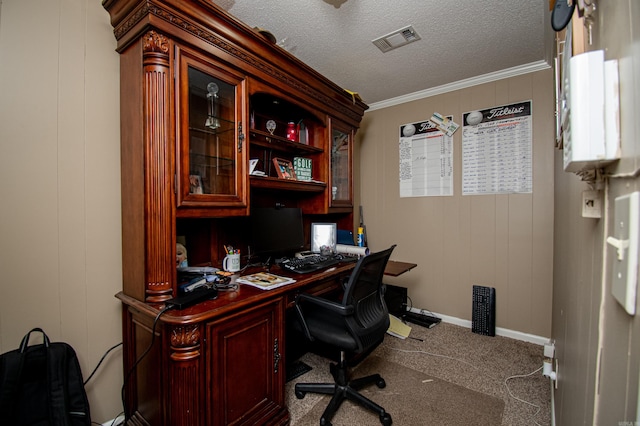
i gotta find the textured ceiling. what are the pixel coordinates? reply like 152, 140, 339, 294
214, 0, 554, 107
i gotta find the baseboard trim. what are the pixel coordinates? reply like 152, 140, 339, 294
407, 308, 549, 346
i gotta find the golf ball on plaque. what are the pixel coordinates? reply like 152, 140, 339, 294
402, 124, 416, 137
466, 111, 483, 126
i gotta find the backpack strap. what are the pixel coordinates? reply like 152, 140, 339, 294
29, 328, 72, 426
47, 343, 68, 425
19, 327, 51, 351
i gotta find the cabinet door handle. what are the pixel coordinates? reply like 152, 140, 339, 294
238, 121, 244, 152
273, 337, 280, 373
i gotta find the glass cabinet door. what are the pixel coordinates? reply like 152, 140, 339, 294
177, 48, 246, 208
330, 121, 353, 207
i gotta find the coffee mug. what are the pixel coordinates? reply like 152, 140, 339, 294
223, 253, 241, 272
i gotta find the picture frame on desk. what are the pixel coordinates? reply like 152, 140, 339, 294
272, 157, 297, 180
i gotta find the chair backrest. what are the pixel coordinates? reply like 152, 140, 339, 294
342, 245, 396, 352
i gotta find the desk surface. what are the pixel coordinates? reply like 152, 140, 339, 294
119, 262, 356, 324
119, 260, 417, 323
384, 260, 417, 277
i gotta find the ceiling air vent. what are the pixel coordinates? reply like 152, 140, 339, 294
372, 25, 421, 53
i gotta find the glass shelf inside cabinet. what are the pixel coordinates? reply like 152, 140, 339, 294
187, 67, 237, 196
331, 127, 351, 205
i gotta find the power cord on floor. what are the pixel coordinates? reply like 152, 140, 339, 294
505, 366, 544, 426
90, 411, 124, 426
391, 348, 480, 372
405, 295, 414, 311
120, 304, 174, 416
404, 295, 439, 319
108, 412, 124, 426
86, 301, 182, 425
390, 347, 546, 425
84, 342, 123, 386
84, 341, 124, 426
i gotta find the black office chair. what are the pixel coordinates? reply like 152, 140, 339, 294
293, 245, 396, 426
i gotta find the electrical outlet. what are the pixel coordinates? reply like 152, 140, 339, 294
544, 341, 555, 359
582, 190, 602, 218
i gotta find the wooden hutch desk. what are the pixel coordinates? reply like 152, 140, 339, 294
102, 0, 369, 424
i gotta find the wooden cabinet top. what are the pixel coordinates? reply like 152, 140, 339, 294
102, 0, 367, 127
116, 263, 355, 325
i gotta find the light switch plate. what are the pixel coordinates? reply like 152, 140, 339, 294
610, 192, 640, 315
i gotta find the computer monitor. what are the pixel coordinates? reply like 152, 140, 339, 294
311, 222, 337, 254
250, 207, 305, 258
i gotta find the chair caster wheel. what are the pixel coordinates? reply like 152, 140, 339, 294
380, 412, 392, 425
376, 378, 386, 388
295, 390, 306, 399
320, 417, 332, 426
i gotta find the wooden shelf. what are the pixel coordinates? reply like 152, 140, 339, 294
250, 175, 326, 192
250, 129, 322, 155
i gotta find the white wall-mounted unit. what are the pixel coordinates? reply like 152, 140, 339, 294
562, 50, 620, 172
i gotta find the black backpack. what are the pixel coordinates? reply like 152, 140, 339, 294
0, 328, 91, 425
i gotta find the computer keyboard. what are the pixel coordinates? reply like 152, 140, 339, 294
278, 254, 346, 274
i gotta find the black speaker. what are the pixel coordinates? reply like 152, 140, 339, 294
384, 284, 407, 316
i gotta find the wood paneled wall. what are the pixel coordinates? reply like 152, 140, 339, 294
356, 69, 555, 337
0, 0, 123, 422
552, 1, 640, 423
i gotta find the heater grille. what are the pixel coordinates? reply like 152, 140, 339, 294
372, 25, 421, 53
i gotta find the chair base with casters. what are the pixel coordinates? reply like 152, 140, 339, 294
295, 350, 392, 426
293, 245, 396, 426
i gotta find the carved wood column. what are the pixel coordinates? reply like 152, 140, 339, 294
142, 30, 174, 302
169, 324, 203, 426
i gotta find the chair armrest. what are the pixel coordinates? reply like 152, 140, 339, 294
296, 293, 354, 316
294, 293, 354, 342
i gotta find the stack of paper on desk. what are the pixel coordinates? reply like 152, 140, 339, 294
237, 272, 296, 290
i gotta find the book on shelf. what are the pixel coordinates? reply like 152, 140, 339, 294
237, 272, 296, 290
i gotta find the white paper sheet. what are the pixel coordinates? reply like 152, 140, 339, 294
399, 120, 453, 197
462, 101, 533, 195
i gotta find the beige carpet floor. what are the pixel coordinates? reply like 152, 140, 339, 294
296, 355, 504, 425
286, 321, 551, 426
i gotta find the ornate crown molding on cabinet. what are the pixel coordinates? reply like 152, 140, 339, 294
104, 0, 367, 126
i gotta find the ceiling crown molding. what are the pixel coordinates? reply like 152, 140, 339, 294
367, 60, 551, 112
